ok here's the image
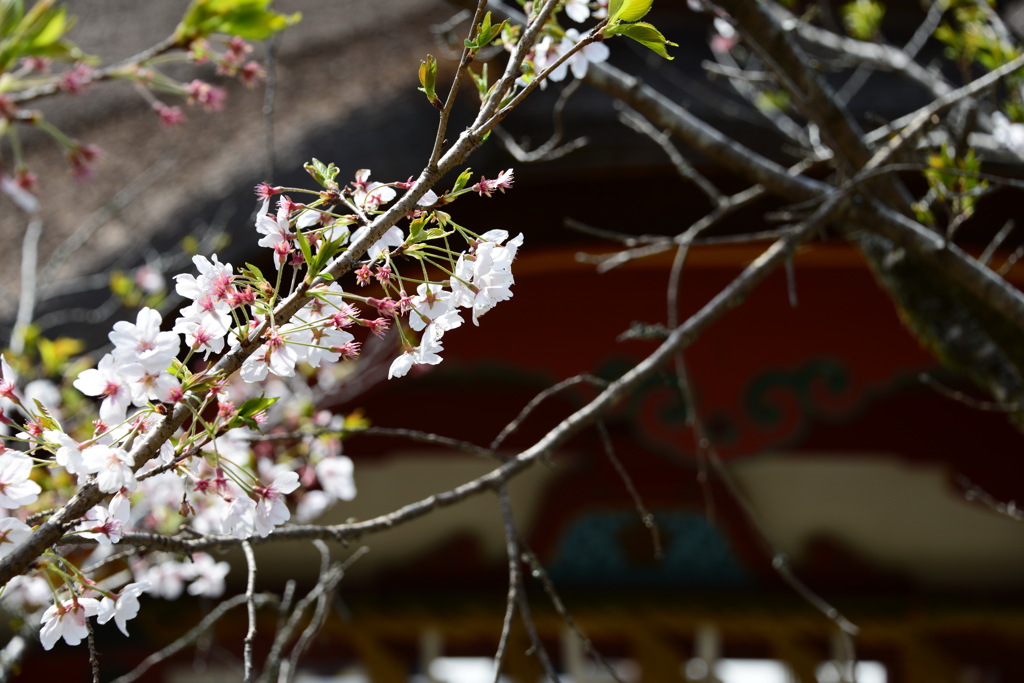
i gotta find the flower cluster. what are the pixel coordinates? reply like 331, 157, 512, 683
0, 161, 521, 651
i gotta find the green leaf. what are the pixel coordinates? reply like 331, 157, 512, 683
309, 228, 341, 274
22, 3, 68, 50
422, 227, 453, 241
0, 0, 84, 71
0, 1, 26, 39
109, 270, 133, 297
418, 54, 440, 109
237, 396, 278, 417
242, 262, 265, 282
608, 0, 653, 23
408, 215, 426, 242
175, 0, 300, 44
464, 11, 506, 50
37, 335, 82, 375
755, 88, 790, 113
304, 158, 339, 189
233, 396, 278, 430
295, 224, 313, 274
841, 0, 884, 41
604, 21, 676, 60
452, 167, 474, 193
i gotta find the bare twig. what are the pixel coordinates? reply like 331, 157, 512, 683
596, 421, 662, 559
42, 154, 177, 289
518, 542, 624, 683
956, 474, 1024, 521
260, 546, 366, 683
276, 542, 351, 683
980, 220, 1014, 267
489, 374, 607, 451
492, 485, 523, 683
86, 617, 100, 683
256, 426, 500, 461
616, 101, 723, 204
494, 79, 589, 162
110, 593, 279, 683
11, 215, 42, 353
243, 541, 258, 683
262, 36, 279, 182
919, 373, 1022, 412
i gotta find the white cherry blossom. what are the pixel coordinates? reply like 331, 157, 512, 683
0, 517, 31, 558
39, 598, 100, 650
0, 452, 41, 508
97, 581, 150, 636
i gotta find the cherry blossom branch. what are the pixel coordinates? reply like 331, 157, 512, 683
65, 192, 838, 562
9, 35, 181, 104
0, 0, 574, 588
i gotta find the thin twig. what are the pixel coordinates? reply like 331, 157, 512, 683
596, 421, 662, 559
492, 484, 521, 683
979, 220, 1014, 267
42, 154, 177, 289
494, 79, 589, 162
262, 36, 279, 183
109, 593, 279, 683
616, 101, 723, 204
490, 374, 607, 451
956, 474, 1024, 521
998, 243, 1024, 277
255, 426, 500, 461
86, 617, 100, 683
280, 542, 338, 683
919, 373, 1022, 412
259, 546, 366, 683
11, 215, 42, 353
666, 232, 716, 525
519, 542, 624, 683
243, 541, 258, 683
